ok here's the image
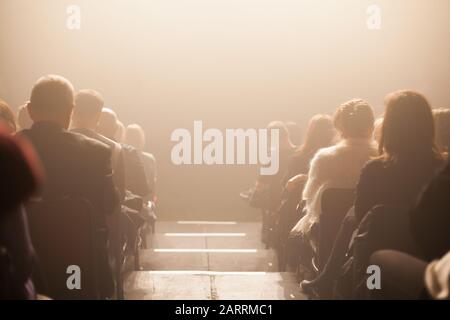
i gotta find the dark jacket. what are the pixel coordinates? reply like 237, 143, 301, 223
20, 122, 118, 227
354, 157, 445, 224
410, 160, 450, 261
71, 127, 126, 202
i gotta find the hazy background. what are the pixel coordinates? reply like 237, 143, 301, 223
1, 0, 449, 220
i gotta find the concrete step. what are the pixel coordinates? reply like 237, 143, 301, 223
139, 248, 278, 272
125, 271, 305, 300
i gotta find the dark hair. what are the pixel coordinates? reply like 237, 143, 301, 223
334, 99, 375, 139
433, 108, 450, 153
0, 100, 17, 132
0, 132, 43, 214
379, 90, 441, 162
267, 121, 294, 149
73, 89, 105, 121
298, 114, 335, 156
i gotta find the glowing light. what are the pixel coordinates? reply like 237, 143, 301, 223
164, 233, 246, 237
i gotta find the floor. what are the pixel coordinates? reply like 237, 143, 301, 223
124, 220, 306, 300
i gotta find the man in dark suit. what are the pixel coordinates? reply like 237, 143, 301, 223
19, 75, 118, 298
70, 90, 145, 258
70, 89, 125, 200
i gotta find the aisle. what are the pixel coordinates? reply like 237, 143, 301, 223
124, 221, 306, 300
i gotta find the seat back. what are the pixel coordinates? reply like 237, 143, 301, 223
318, 188, 355, 269
361, 205, 418, 256
26, 197, 99, 300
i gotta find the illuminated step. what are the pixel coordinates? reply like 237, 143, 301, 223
146, 270, 267, 276
164, 233, 246, 237
153, 249, 258, 253
176, 221, 237, 225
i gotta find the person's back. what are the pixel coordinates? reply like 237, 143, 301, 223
17, 76, 117, 298
355, 91, 446, 223
299, 99, 377, 234
411, 160, 450, 261
71, 90, 126, 201
21, 123, 116, 225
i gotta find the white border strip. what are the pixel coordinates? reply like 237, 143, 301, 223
147, 270, 267, 276
154, 249, 257, 253
176, 221, 238, 225
164, 233, 246, 237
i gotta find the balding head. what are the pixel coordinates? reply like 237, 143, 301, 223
97, 107, 119, 140
125, 124, 146, 150
27, 75, 75, 129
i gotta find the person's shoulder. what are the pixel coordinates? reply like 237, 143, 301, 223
63, 130, 111, 155
142, 152, 156, 163
361, 158, 385, 175
312, 144, 341, 162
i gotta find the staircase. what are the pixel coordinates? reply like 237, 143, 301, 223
124, 220, 305, 300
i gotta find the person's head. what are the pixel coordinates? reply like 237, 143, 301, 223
17, 103, 33, 130
334, 99, 375, 140
267, 121, 294, 149
72, 89, 105, 130
373, 117, 384, 145
0, 130, 43, 215
380, 90, 439, 161
27, 75, 75, 129
0, 100, 17, 134
125, 124, 146, 151
97, 107, 119, 140
116, 121, 125, 143
433, 108, 450, 153
300, 114, 335, 154
285, 122, 302, 147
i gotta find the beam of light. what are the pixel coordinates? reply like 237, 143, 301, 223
176, 221, 238, 225
164, 232, 246, 237
153, 249, 257, 253
146, 270, 267, 276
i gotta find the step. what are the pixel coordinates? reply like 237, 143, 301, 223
124, 271, 306, 300
139, 248, 278, 272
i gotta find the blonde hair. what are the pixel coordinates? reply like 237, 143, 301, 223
333, 99, 375, 139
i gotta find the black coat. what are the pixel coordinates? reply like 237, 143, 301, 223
20, 122, 118, 227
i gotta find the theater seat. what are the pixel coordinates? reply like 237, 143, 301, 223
317, 188, 355, 270
26, 197, 99, 300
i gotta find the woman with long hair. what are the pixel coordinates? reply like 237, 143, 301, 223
301, 90, 446, 298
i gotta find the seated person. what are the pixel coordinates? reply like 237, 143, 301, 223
291, 99, 377, 239
125, 124, 157, 201
370, 250, 450, 300
19, 75, 118, 298
97, 109, 151, 200
0, 100, 17, 134
17, 104, 33, 131
433, 108, 450, 154
371, 160, 450, 300
0, 124, 43, 300
301, 90, 446, 297
71, 90, 126, 201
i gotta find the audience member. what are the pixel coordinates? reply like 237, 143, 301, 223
0, 100, 17, 134
286, 121, 302, 147
301, 90, 446, 297
0, 127, 42, 300
19, 75, 118, 298
125, 124, 157, 200
98, 109, 151, 200
433, 108, 450, 154
292, 99, 376, 238
17, 104, 33, 131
